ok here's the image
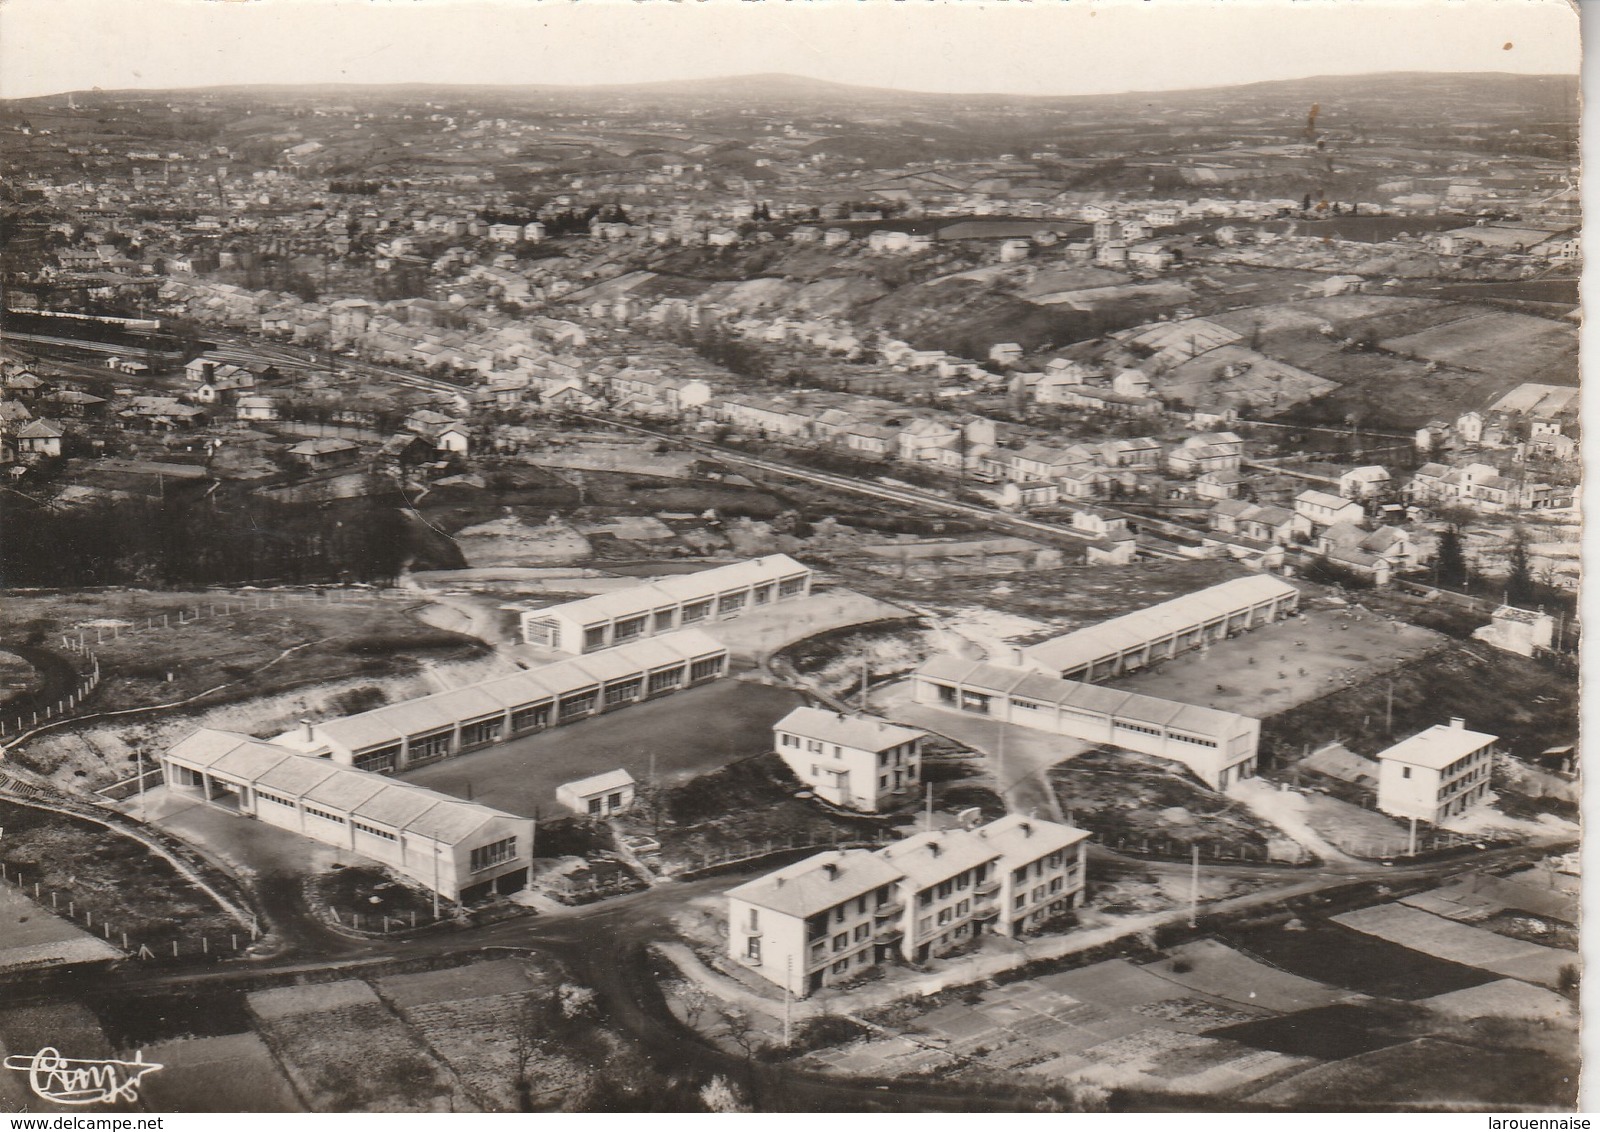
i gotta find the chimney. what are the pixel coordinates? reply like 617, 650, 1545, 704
775, 876, 785, 888
823, 862, 839, 880
1011, 647, 1025, 667
1020, 821, 1033, 838
927, 840, 941, 857
1449, 717, 1465, 730
300, 719, 314, 742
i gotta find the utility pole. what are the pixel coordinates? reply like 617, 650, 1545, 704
432, 846, 441, 921
860, 660, 870, 708
783, 955, 793, 1047
1386, 679, 1394, 736
136, 749, 146, 820
1188, 844, 1200, 928
996, 720, 1007, 814
924, 781, 933, 832
1407, 817, 1417, 858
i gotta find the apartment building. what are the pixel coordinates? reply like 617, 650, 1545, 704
726, 849, 906, 997
1376, 718, 1496, 825
726, 816, 1090, 997
520, 555, 812, 653
163, 728, 535, 903
773, 708, 925, 813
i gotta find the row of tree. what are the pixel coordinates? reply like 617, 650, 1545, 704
1, 492, 410, 589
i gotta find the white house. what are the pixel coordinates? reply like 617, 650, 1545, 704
725, 814, 1089, 997
1293, 489, 1364, 537
773, 708, 924, 813
556, 769, 637, 818
1376, 719, 1496, 825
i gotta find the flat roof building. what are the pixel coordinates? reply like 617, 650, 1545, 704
273, 629, 728, 773
1376, 718, 1496, 825
1019, 575, 1300, 682
163, 728, 535, 903
912, 655, 1260, 791
520, 555, 812, 653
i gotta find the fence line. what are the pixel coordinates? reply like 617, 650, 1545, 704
0, 859, 258, 963
0, 586, 407, 741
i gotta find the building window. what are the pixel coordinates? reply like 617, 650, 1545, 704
937, 908, 953, 926
460, 718, 502, 748
305, 805, 346, 825
583, 625, 608, 651
689, 657, 724, 682
681, 600, 712, 624
511, 702, 553, 732
558, 690, 599, 720
717, 591, 747, 616
956, 900, 970, 917
833, 932, 849, 952
832, 959, 849, 975
353, 820, 397, 841
647, 666, 685, 694
588, 798, 603, 816
778, 576, 807, 597
854, 924, 869, 942
354, 745, 401, 774
613, 615, 648, 642
918, 916, 933, 937
470, 837, 517, 872
603, 677, 643, 706
1402, 766, 1412, 779
653, 609, 676, 633
408, 729, 455, 764
747, 937, 760, 962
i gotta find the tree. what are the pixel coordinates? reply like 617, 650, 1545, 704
1505, 526, 1535, 606
1435, 521, 1470, 588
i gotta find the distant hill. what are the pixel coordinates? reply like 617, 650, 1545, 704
5, 69, 1578, 122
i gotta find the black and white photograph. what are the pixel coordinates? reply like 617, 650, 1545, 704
0, 0, 1583, 1115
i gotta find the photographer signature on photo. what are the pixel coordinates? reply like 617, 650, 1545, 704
3, 1049, 163, 1107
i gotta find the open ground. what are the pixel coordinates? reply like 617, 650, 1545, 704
399, 679, 806, 818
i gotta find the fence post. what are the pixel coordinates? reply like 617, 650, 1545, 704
172, 940, 179, 958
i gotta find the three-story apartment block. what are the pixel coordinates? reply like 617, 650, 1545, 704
726, 816, 1090, 996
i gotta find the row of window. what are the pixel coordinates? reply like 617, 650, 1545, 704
353, 820, 397, 842
305, 804, 347, 825
258, 790, 295, 807
470, 837, 517, 873
933, 681, 1232, 749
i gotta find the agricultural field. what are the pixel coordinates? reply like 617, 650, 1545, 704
246, 980, 464, 1112
1380, 309, 1577, 382
374, 958, 587, 1112
0, 798, 243, 955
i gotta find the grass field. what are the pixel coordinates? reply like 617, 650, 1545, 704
2, 590, 484, 715
0, 881, 121, 971
1262, 642, 1578, 764
1217, 918, 1493, 1001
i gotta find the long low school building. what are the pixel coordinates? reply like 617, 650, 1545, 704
912, 656, 1261, 791
272, 629, 729, 773
519, 555, 813, 653
163, 728, 536, 903
1019, 575, 1301, 682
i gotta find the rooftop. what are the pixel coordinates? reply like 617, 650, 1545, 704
774, 707, 925, 752
1377, 721, 1498, 770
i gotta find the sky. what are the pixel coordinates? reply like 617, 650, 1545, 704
0, 0, 1582, 101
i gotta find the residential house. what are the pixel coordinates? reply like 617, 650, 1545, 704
1339, 465, 1392, 500
287, 438, 361, 471
773, 708, 924, 813
14, 417, 63, 457
1376, 719, 1495, 825
1292, 489, 1364, 538
1195, 469, 1248, 501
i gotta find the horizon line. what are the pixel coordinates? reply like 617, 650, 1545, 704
1, 66, 1580, 105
